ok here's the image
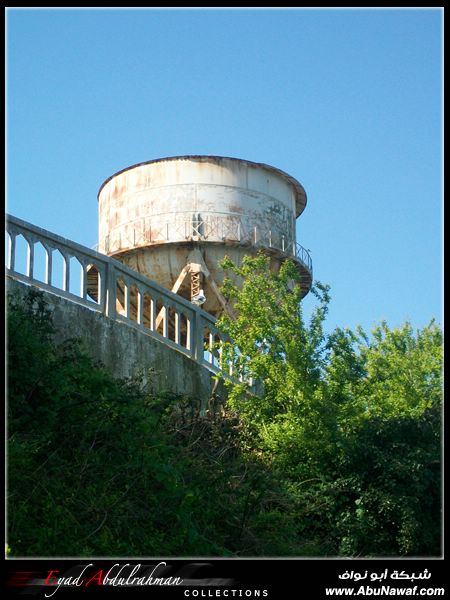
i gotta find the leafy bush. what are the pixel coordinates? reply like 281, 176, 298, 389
7, 273, 442, 557
217, 254, 442, 557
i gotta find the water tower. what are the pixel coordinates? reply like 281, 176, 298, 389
95, 155, 312, 318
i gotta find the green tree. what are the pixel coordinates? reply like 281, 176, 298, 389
324, 323, 442, 556
7, 275, 441, 557
6, 287, 310, 557
217, 254, 330, 441
216, 253, 442, 556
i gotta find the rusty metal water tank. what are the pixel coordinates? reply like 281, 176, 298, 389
96, 155, 312, 317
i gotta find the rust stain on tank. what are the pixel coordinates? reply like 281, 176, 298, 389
97, 156, 312, 316
227, 204, 244, 214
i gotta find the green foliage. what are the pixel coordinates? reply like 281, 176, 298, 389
7, 267, 442, 557
216, 253, 442, 557
6, 288, 306, 557
218, 255, 329, 435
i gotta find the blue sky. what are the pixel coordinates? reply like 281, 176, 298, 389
6, 7, 443, 335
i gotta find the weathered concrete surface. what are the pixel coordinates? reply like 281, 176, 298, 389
7, 278, 224, 406
98, 156, 307, 257
97, 156, 311, 316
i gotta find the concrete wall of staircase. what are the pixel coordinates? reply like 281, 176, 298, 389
5, 214, 234, 408
7, 277, 223, 407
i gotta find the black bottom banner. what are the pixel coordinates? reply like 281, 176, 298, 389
4, 557, 447, 599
